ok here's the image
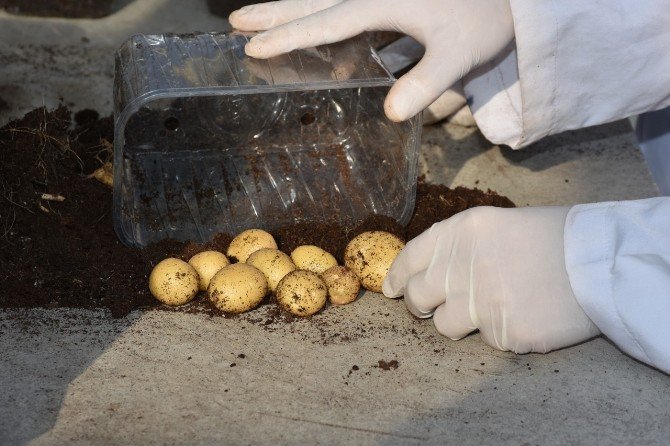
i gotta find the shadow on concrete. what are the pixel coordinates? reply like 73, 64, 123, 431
373, 338, 670, 446
420, 115, 657, 209
419, 122, 493, 186
0, 0, 231, 126
0, 309, 140, 445
500, 119, 634, 169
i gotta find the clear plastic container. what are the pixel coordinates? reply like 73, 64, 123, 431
113, 32, 421, 247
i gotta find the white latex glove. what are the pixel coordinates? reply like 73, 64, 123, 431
422, 83, 473, 126
446, 104, 476, 127
229, 0, 515, 122
383, 206, 601, 354
374, 35, 470, 126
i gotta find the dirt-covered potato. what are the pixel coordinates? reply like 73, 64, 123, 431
321, 266, 361, 305
344, 231, 405, 293
276, 270, 327, 317
188, 250, 230, 291
227, 229, 277, 263
149, 258, 200, 306
247, 248, 296, 292
90, 162, 113, 188
208, 263, 268, 313
290, 245, 338, 274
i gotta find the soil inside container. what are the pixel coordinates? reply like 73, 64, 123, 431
0, 0, 121, 18
0, 106, 514, 319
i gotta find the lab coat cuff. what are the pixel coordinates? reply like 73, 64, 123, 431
563, 203, 644, 362
463, 47, 524, 149
466, 1, 670, 150
563, 199, 670, 373
463, 1, 558, 149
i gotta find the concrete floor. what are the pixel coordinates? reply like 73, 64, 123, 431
1, 1, 668, 445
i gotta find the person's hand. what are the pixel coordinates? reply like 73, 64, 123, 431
229, 0, 514, 122
383, 206, 600, 354
422, 83, 473, 126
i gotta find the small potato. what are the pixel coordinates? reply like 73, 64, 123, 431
208, 263, 268, 313
344, 231, 405, 293
290, 245, 338, 274
149, 258, 199, 306
227, 229, 277, 263
90, 162, 113, 188
321, 266, 361, 305
276, 270, 327, 317
188, 250, 230, 291
247, 248, 296, 292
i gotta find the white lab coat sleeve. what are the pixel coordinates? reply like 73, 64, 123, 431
564, 198, 670, 374
463, 0, 670, 149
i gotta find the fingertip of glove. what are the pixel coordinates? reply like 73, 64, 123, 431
406, 304, 434, 319
383, 101, 408, 123
381, 280, 397, 298
228, 7, 251, 27
238, 5, 253, 14
384, 94, 418, 123
244, 38, 265, 58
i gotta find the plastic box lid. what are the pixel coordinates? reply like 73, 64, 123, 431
113, 32, 421, 247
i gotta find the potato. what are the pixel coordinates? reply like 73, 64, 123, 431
276, 270, 327, 317
321, 266, 361, 305
227, 229, 277, 263
90, 162, 113, 188
247, 248, 296, 292
188, 250, 230, 291
344, 231, 405, 293
149, 258, 199, 306
290, 245, 338, 274
208, 263, 268, 313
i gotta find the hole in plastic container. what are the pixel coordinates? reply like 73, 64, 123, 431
300, 112, 316, 126
164, 117, 180, 131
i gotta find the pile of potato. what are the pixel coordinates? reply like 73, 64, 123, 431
149, 229, 405, 317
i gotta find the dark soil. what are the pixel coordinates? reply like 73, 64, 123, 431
406, 181, 516, 241
0, 106, 158, 318
377, 359, 400, 371
0, 0, 116, 18
0, 106, 514, 319
207, 0, 267, 18
273, 183, 516, 264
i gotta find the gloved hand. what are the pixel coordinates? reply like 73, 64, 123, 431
383, 206, 601, 354
229, 0, 515, 122
422, 83, 474, 126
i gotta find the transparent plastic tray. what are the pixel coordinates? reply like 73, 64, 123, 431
113, 32, 421, 247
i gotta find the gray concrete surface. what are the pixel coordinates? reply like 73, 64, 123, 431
0, 0, 231, 125
0, 1, 668, 445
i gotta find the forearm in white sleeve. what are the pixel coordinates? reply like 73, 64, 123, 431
463, 0, 670, 149
564, 198, 670, 374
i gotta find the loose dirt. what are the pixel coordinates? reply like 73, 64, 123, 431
0, 106, 514, 319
